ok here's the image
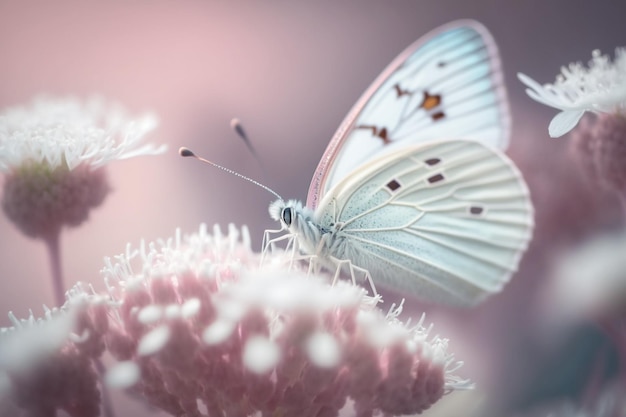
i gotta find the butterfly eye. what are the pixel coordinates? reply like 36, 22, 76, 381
281, 207, 293, 226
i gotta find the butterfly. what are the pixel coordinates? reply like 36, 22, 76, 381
266, 20, 534, 307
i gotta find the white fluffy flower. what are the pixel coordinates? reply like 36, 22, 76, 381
0, 96, 165, 171
0, 306, 77, 375
518, 48, 626, 137
0, 96, 166, 240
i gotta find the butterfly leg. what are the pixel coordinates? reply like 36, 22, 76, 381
261, 228, 297, 265
327, 256, 379, 299
262, 230, 324, 275
303, 254, 323, 276
261, 227, 289, 254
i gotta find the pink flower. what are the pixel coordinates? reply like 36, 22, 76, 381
1, 224, 469, 416
98, 223, 470, 416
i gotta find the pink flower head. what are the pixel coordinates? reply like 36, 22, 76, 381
99, 223, 470, 416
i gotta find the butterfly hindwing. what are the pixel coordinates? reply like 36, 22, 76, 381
314, 140, 532, 307
307, 20, 510, 209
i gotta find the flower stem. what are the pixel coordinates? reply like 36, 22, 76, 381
43, 229, 65, 307
43, 230, 117, 417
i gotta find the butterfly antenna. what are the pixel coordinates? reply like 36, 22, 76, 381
230, 117, 270, 177
179, 147, 283, 201
230, 118, 259, 159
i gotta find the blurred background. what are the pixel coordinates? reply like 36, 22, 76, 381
0, 1, 625, 416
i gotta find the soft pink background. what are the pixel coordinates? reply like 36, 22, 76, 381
0, 1, 625, 416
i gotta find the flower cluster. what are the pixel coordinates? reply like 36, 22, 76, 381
1, 224, 469, 417
100, 224, 469, 416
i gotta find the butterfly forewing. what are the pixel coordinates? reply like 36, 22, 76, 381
315, 140, 532, 307
307, 20, 510, 209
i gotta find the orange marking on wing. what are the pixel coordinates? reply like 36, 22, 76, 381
420, 91, 442, 110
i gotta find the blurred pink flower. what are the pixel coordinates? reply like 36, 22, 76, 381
518, 48, 626, 137
0, 95, 166, 307
0, 294, 107, 417
569, 113, 626, 197
97, 223, 470, 416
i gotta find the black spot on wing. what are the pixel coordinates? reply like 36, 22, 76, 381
355, 124, 391, 145
427, 174, 445, 184
394, 83, 413, 97
432, 111, 446, 121
386, 179, 402, 191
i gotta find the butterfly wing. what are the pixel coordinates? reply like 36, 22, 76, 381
307, 20, 510, 209
314, 139, 532, 307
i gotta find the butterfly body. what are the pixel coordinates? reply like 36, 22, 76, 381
266, 20, 533, 307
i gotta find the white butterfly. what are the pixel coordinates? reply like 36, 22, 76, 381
266, 20, 533, 307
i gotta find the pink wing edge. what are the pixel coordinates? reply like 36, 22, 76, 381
305, 19, 511, 210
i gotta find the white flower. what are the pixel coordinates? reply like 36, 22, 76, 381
0, 96, 166, 240
0, 95, 165, 171
518, 48, 626, 137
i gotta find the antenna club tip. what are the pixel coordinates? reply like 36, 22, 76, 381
179, 147, 195, 157
230, 118, 240, 128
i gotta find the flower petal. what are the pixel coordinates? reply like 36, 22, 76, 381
548, 110, 585, 138
517, 73, 566, 109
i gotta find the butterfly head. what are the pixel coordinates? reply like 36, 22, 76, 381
269, 199, 307, 231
